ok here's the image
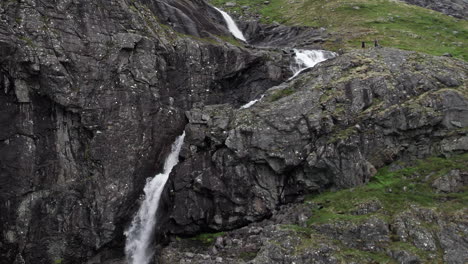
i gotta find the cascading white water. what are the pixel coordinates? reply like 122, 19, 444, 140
124, 132, 185, 264
289, 49, 337, 80
213, 7, 247, 42
241, 94, 265, 109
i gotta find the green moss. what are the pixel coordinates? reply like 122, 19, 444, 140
190, 232, 225, 245
269, 87, 295, 101
328, 125, 356, 143
19, 36, 35, 48
217, 35, 243, 47
280, 224, 314, 236
335, 248, 395, 263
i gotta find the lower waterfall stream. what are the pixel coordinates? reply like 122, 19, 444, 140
124, 133, 185, 264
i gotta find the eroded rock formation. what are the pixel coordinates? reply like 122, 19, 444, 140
0, 0, 467, 264
162, 48, 468, 236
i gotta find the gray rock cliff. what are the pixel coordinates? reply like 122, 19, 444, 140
0, 0, 290, 263
163, 48, 468, 237
0, 0, 467, 264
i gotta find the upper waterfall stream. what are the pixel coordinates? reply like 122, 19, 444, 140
213, 6, 247, 42
289, 49, 337, 80
124, 132, 185, 264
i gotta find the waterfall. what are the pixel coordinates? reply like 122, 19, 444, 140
213, 7, 247, 42
289, 49, 337, 80
241, 94, 265, 109
124, 132, 186, 264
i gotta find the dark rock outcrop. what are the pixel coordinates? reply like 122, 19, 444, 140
401, 0, 468, 19
241, 21, 330, 48
160, 202, 468, 264
431, 170, 467, 192
163, 48, 468, 236
0, 0, 291, 263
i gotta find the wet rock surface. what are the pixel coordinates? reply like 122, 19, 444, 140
0, 0, 291, 263
0, 0, 467, 263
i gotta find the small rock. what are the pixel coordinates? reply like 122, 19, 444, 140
264, 1, 270, 5
184, 252, 195, 258
215, 236, 224, 249
201, 114, 210, 121
353, 6, 360, 10
442, 53, 453, 57
388, 249, 421, 264
450, 121, 462, 128
215, 257, 223, 263
352, 199, 382, 215
211, 246, 218, 255
224, 237, 232, 247
432, 170, 464, 193
225, 2, 236, 7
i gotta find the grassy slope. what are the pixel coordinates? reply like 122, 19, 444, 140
306, 153, 468, 225
210, 0, 468, 60
190, 154, 467, 263
296, 153, 468, 263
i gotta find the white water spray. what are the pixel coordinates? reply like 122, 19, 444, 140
213, 7, 247, 42
124, 132, 185, 264
289, 49, 337, 80
241, 94, 265, 109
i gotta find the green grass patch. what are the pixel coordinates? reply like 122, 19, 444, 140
269, 87, 295, 101
217, 35, 244, 47
272, 154, 466, 262
209, 0, 467, 60
328, 125, 356, 143
335, 248, 395, 263
190, 232, 225, 245
305, 153, 468, 224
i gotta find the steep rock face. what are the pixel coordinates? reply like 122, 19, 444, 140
241, 22, 330, 48
1, 0, 467, 263
163, 48, 468, 236
401, 0, 468, 19
0, 0, 291, 263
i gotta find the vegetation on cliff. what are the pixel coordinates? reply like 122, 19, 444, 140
210, 0, 468, 60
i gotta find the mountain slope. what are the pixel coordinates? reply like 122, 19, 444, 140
211, 0, 468, 60
0, 0, 467, 263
